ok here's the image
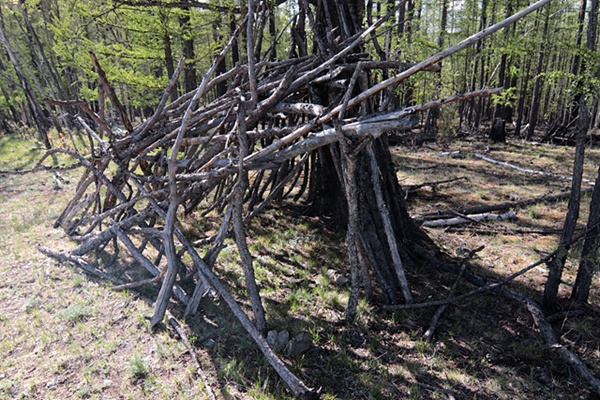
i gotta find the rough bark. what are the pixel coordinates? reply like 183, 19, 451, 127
526, 11, 549, 140
232, 99, 266, 333
544, 100, 589, 308
571, 162, 600, 303
179, 11, 197, 93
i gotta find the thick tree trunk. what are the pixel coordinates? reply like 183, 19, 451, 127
304, 0, 431, 308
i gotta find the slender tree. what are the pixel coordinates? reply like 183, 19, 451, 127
526, 9, 549, 140
571, 0, 600, 303
0, 7, 52, 147
544, 0, 599, 308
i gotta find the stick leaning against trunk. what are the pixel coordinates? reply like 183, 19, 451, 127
36, 1, 555, 397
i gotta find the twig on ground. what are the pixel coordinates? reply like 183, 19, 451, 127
423, 245, 484, 341
168, 317, 217, 400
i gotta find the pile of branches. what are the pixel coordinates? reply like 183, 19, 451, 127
33, 2, 568, 398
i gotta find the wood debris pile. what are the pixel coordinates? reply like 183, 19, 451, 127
35, 6, 517, 398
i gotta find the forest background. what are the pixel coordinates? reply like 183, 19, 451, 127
1, 0, 600, 399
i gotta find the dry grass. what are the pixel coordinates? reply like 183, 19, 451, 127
1, 131, 599, 399
0, 134, 210, 399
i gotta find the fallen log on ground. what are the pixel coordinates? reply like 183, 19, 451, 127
421, 211, 517, 227
473, 152, 596, 186
413, 189, 593, 222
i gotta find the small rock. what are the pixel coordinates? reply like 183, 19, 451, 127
267, 330, 289, 352
326, 269, 349, 286
325, 269, 337, 281
455, 247, 471, 258
203, 338, 216, 350
286, 331, 312, 358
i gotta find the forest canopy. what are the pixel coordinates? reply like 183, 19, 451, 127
0, 0, 598, 137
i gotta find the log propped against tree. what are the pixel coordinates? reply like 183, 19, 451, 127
32, 0, 599, 398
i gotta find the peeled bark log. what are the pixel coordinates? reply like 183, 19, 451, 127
421, 211, 517, 228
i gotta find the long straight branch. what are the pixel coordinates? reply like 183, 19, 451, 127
245, 0, 549, 163
367, 144, 412, 304
152, 18, 248, 327
232, 99, 266, 333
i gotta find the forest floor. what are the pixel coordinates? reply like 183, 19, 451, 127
1, 130, 599, 399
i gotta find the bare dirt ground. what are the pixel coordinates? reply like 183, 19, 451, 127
1, 131, 599, 399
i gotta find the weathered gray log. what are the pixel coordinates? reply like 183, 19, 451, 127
473, 152, 595, 185
247, 88, 502, 164
273, 101, 325, 116
413, 189, 593, 222
421, 211, 517, 228
367, 144, 412, 304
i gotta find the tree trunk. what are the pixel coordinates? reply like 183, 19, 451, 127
213, 16, 227, 97
179, 11, 197, 93
0, 10, 51, 148
514, 57, 532, 137
526, 10, 549, 140
570, 0, 600, 303
571, 162, 600, 303
544, 99, 588, 308
304, 0, 431, 311
494, 0, 514, 122
0, 57, 21, 124
468, 0, 488, 128
566, 0, 587, 125
159, 9, 177, 102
